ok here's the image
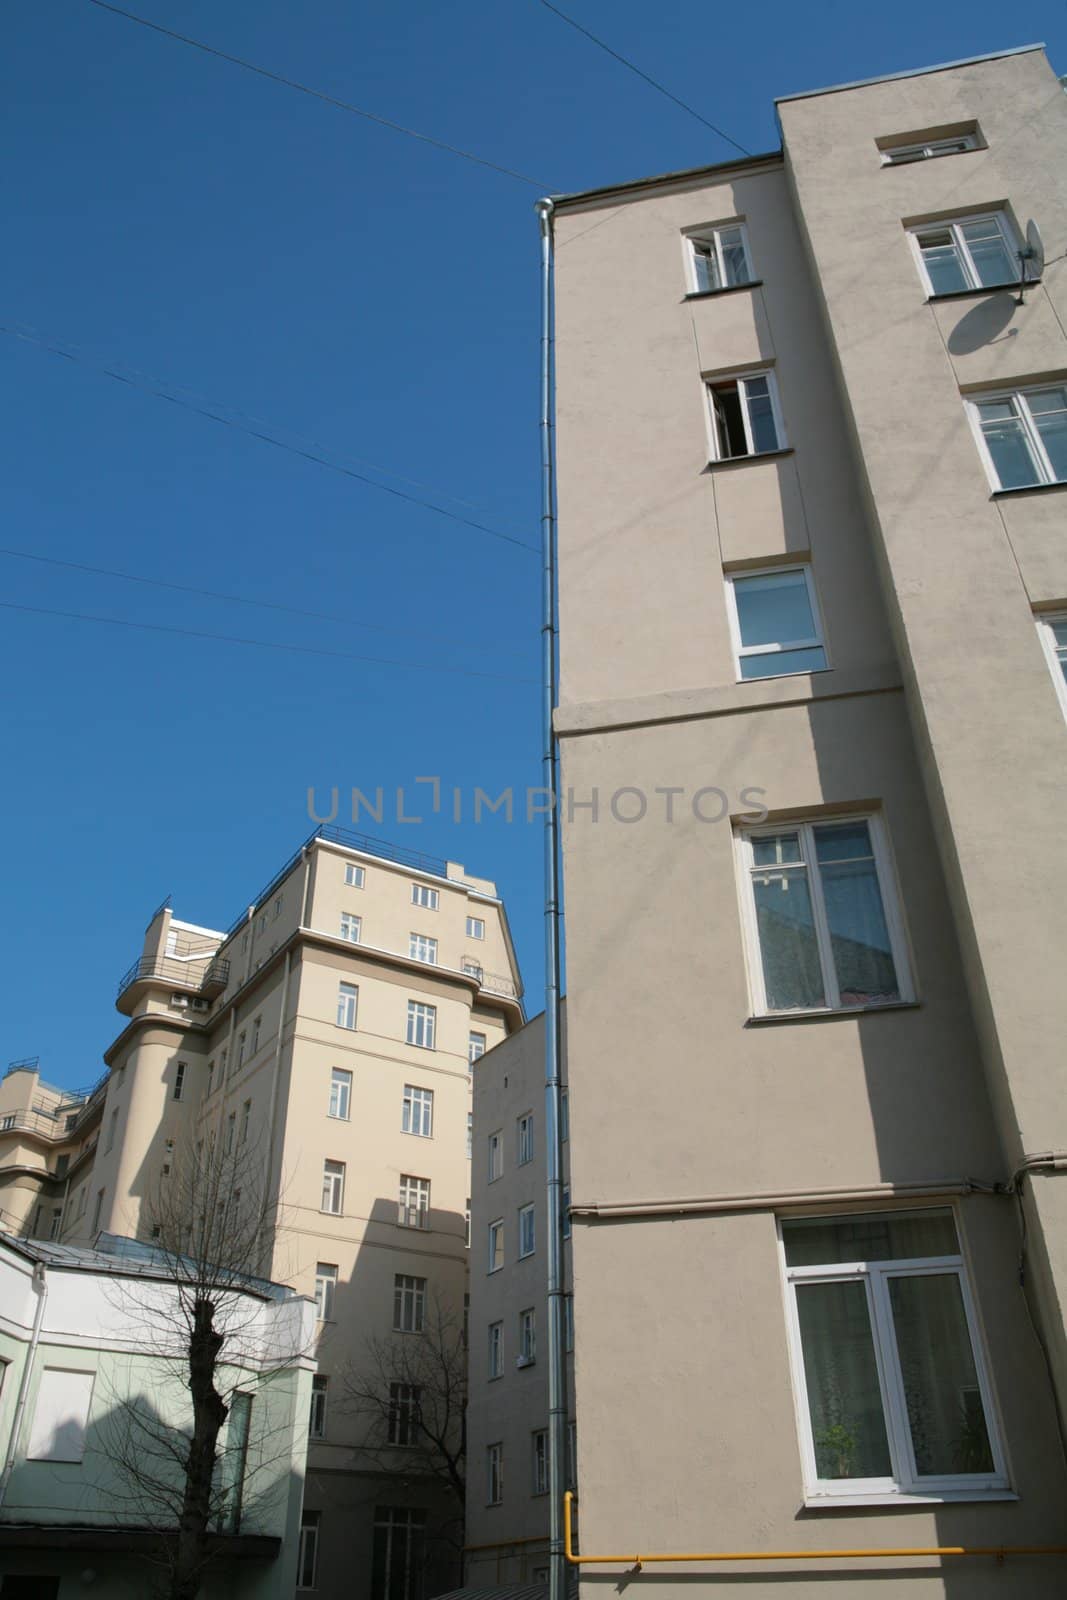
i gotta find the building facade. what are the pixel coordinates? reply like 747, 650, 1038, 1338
0, 1231, 314, 1599
0, 1062, 106, 1245
465, 1011, 572, 1589
13, 825, 523, 1599
551, 44, 1067, 1597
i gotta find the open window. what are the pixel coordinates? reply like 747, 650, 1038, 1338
687, 223, 754, 293
706, 370, 785, 461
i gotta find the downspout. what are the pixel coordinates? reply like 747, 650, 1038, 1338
536, 193, 567, 1600
0, 1260, 48, 1507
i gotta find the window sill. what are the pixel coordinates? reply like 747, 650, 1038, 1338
924, 281, 1038, 302
992, 480, 1066, 500
746, 1000, 921, 1027
802, 1488, 1017, 1510
704, 447, 794, 473
684, 280, 764, 301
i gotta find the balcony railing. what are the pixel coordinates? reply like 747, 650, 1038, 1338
116, 955, 230, 1002
0, 1070, 109, 1143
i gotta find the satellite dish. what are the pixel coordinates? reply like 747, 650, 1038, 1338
1025, 219, 1045, 280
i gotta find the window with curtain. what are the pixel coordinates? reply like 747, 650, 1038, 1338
740, 816, 911, 1014
782, 1209, 1006, 1499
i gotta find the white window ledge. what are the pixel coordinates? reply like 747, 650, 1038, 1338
746, 1000, 921, 1026
803, 1489, 1018, 1510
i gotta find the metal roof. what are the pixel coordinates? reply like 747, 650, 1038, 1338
1, 1231, 294, 1300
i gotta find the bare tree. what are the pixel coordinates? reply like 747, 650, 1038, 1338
97, 1132, 302, 1600
341, 1289, 467, 1576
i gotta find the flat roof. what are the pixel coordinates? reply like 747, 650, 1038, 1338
775, 42, 1045, 105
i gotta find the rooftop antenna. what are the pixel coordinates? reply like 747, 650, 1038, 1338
1016, 218, 1044, 305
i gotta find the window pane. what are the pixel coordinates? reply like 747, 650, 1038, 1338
978, 407, 1041, 489
742, 376, 779, 453
959, 219, 1015, 288
795, 1280, 893, 1480
752, 832, 802, 866
888, 1273, 994, 1476
1031, 389, 1067, 481
814, 823, 900, 1006
740, 645, 827, 679
693, 241, 721, 292
751, 863, 826, 1010
734, 569, 816, 649
718, 228, 750, 287
783, 1209, 958, 1268
919, 235, 967, 295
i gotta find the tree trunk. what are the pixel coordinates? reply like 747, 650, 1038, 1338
170, 1296, 228, 1600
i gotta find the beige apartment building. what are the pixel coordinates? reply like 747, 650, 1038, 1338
550, 43, 1067, 1598
0, 1059, 106, 1243
465, 1010, 572, 1589
12, 825, 523, 1599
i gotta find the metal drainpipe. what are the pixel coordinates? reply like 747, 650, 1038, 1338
536, 194, 567, 1600
0, 1260, 48, 1507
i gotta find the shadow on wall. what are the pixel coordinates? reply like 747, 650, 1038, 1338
300, 1194, 469, 1600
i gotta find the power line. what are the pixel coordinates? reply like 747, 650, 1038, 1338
0, 545, 533, 660
84, 0, 550, 188
1, 323, 539, 555
539, 1, 749, 157
4, 319, 505, 519
0, 599, 538, 685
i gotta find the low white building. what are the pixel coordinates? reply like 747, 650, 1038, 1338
0, 1232, 315, 1598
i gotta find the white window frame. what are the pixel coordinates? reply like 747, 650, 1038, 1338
518, 1203, 536, 1259
409, 932, 438, 965
314, 1263, 337, 1321
466, 915, 486, 940
340, 912, 362, 944
344, 861, 365, 889
517, 1113, 534, 1166
336, 982, 358, 1030
881, 133, 978, 165
329, 1067, 352, 1121
488, 1130, 503, 1181
240, 1100, 251, 1145
388, 1380, 421, 1446
309, 1374, 328, 1439
724, 563, 829, 681
488, 1218, 504, 1273
297, 1510, 320, 1589
705, 368, 786, 462
468, 1031, 486, 1066
393, 1273, 426, 1333
1037, 612, 1067, 722
411, 882, 439, 910
406, 1000, 436, 1050
398, 1174, 430, 1228
965, 384, 1067, 492
736, 812, 914, 1017
684, 220, 754, 294
488, 1320, 504, 1378
778, 1210, 1010, 1504
321, 1159, 345, 1215
908, 211, 1021, 297
402, 1084, 434, 1138
519, 1307, 536, 1364
487, 1442, 504, 1506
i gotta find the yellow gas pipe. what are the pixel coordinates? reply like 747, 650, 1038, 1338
563, 1492, 1067, 1570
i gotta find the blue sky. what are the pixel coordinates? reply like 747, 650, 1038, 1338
3, 1, 1064, 1091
